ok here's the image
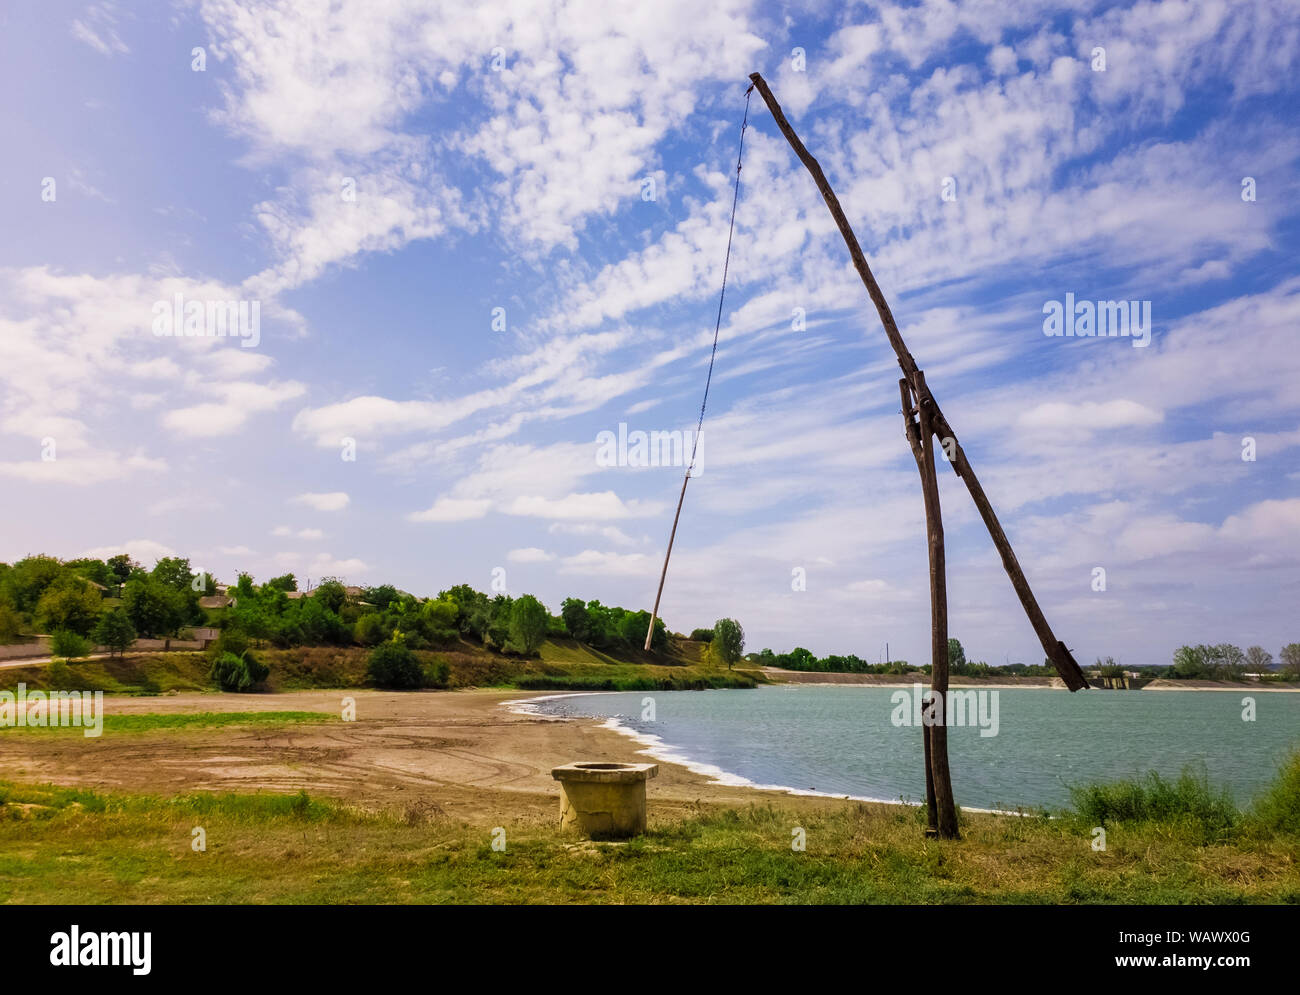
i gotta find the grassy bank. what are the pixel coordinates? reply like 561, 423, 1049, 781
2, 757, 1297, 904
0, 635, 756, 697
0, 711, 336, 735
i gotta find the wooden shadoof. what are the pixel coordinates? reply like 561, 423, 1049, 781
647, 74, 1091, 840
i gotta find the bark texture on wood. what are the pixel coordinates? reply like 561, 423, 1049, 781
748, 71, 1087, 692
916, 372, 958, 838
900, 379, 940, 834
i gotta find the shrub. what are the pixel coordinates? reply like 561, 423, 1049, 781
46, 659, 76, 691
212, 627, 249, 659
1250, 750, 1300, 837
1067, 769, 1237, 834
367, 640, 422, 689
354, 612, 390, 647
426, 626, 458, 647
689, 627, 714, 642
208, 650, 269, 692
425, 660, 451, 688
49, 629, 93, 662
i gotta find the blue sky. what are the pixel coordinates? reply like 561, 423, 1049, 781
1, 0, 1297, 667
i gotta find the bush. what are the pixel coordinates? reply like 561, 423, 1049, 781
212, 627, 249, 658
689, 628, 714, 642
354, 612, 390, 647
367, 640, 422, 689
208, 650, 269, 692
1067, 769, 1237, 835
426, 626, 458, 647
50, 629, 93, 662
46, 659, 76, 691
1251, 751, 1300, 837
425, 660, 451, 688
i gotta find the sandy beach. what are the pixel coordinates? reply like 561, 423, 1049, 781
0, 689, 851, 827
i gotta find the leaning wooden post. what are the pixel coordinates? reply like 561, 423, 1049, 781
644, 473, 690, 651
900, 380, 940, 834
901, 377, 959, 838
915, 372, 958, 838
748, 71, 1088, 692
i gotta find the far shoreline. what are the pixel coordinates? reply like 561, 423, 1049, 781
750, 669, 1300, 692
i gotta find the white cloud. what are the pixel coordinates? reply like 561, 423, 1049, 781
504, 491, 664, 520
0, 451, 166, 486
291, 491, 350, 512
71, 3, 129, 57
507, 547, 555, 563
271, 526, 325, 539
558, 549, 656, 576
81, 538, 175, 565
408, 497, 491, 523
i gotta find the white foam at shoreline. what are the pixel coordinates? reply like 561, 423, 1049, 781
504, 691, 1030, 817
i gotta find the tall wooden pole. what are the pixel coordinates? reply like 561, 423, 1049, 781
748, 72, 1088, 692
915, 372, 958, 837
644, 474, 690, 651
901, 378, 957, 837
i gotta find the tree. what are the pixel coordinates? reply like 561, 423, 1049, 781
151, 556, 195, 591
1171, 644, 1209, 679
0, 600, 22, 644
689, 628, 714, 642
421, 593, 457, 624
480, 594, 512, 649
92, 608, 136, 657
65, 557, 111, 586
123, 576, 185, 638
508, 595, 549, 654
354, 612, 390, 646
560, 598, 590, 642
313, 578, 348, 614
36, 577, 102, 636
106, 554, 138, 585
363, 584, 400, 611
367, 638, 422, 689
1096, 656, 1124, 678
50, 629, 93, 662
150, 557, 202, 624
617, 609, 666, 652
1281, 643, 1300, 679
711, 618, 745, 669
948, 638, 965, 669
265, 573, 297, 592
2, 555, 65, 613
1245, 646, 1273, 672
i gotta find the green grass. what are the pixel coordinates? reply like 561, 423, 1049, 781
0, 710, 335, 735
1249, 750, 1300, 837
1066, 767, 1240, 841
1, 772, 1297, 904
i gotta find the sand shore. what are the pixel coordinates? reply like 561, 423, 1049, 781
0, 688, 851, 828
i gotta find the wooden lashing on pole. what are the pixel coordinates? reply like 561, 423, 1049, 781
748, 71, 1087, 838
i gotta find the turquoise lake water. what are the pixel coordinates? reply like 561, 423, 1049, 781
528, 685, 1300, 811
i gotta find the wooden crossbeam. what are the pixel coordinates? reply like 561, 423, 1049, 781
748, 72, 1088, 692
